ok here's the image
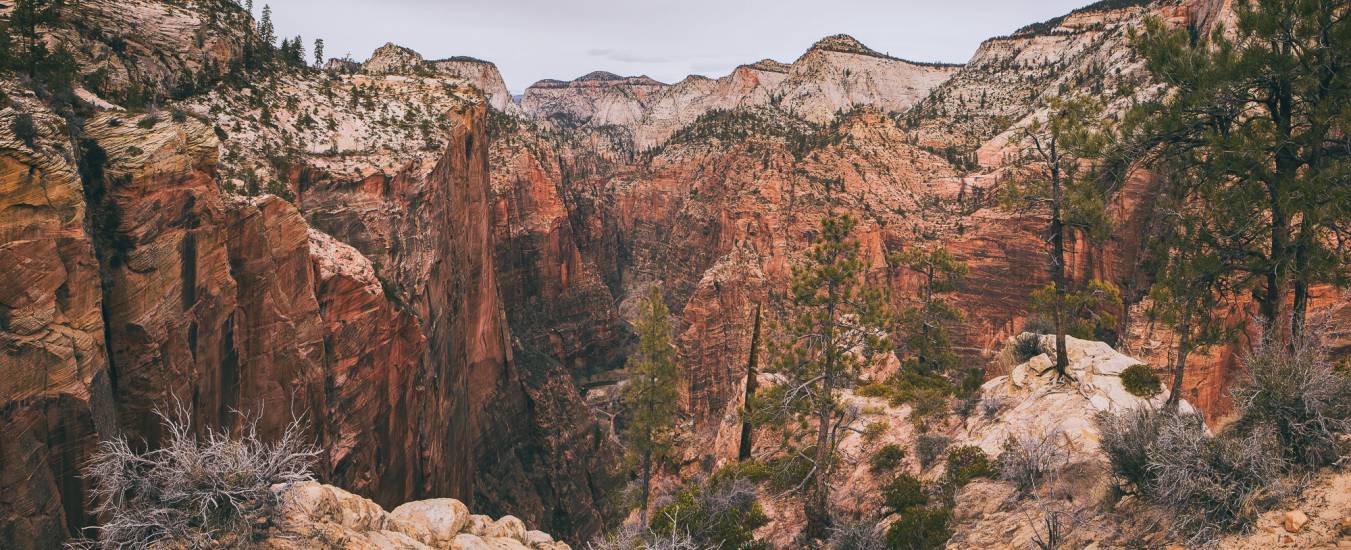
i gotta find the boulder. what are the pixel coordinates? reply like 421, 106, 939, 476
391, 498, 471, 548
1282, 510, 1308, 533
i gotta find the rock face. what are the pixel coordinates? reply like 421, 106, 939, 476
225, 481, 572, 549
0, 84, 114, 550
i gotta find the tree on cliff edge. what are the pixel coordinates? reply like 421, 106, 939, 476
755, 213, 895, 541
1003, 96, 1112, 381
620, 285, 681, 527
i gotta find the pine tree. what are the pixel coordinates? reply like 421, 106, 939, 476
313, 38, 324, 68
290, 35, 305, 66
894, 244, 967, 378
257, 5, 275, 49
620, 285, 680, 527
1131, 0, 1351, 342
1143, 167, 1233, 410
757, 213, 895, 540
1003, 96, 1112, 381
9, 0, 62, 78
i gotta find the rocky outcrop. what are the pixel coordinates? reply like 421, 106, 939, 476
361, 43, 518, 112
198, 481, 572, 549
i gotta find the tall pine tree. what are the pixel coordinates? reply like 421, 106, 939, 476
757, 213, 895, 540
1003, 96, 1112, 380
620, 286, 680, 527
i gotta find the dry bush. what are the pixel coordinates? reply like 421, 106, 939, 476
1231, 320, 1351, 468
587, 521, 713, 550
1013, 333, 1044, 363
827, 515, 887, 550
915, 434, 951, 470
70, 406, 318, 549
1096, 406, 1167, 493
997, 429, 1070, 495
1146, 412, 1288, 545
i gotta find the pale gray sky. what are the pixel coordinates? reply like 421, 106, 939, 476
262, 0, 1092, 93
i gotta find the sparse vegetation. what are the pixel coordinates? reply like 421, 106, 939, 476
649, 470, 768, 550
71, 406, 318, 549
870, 444, 907, 473
915, 434, 951, 470
996, 430, 1069, 494
1230, 322, 1351, 468
1146, 413, 1287, 544
1119, 364, 1161, 398
1096, 406, 1165, 492
1013, 333, 1043, 363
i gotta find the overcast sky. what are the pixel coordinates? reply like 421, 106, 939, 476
263, 0, 1091, 93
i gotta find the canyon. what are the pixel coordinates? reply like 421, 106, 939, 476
0, 0, 1347, 548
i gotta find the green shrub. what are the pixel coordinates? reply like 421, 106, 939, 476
915, 435, 951, 469
870, 444, 907, 473
862, 421, 889, 444
884, 507, 951, 550
12, 113, 37, 146
881, 474, 927, 513
137, 113, 161, 129
1119, 364, 1162, 398
941, 445, 992, 489
1013, 333, 1043, 363
649, 473, 768, 550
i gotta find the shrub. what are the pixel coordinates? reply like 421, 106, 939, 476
881, 474, 928, 513
941, 445, 993, 489
915, 434, 951, 469
649, 474, 768, 550
12, 113, 37, 146
74, 407, 318, 549
1013, 333, 1043, 363
884, 507, 951, 550
996, 430, 1069, 494
1119, 364, 1162, 398
1096, 406, 1166, 492
870, 444, 907, 473
137, 113, 162, 129
862, 421, 889, 444
1145, 412, 1287, 544
1230, 323, 1351, 467
587, 525, 705, 550
903, 388, 950, 430
979, 396, 1006, 419
827, 516, 887, 550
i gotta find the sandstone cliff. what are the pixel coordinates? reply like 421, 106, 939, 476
0, 2, 617, 546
